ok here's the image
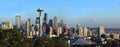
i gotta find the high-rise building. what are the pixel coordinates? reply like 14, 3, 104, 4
45, 24, 50, 35
26, 21, 30, 36
49, 19, 53, 28
44, 13, 48, 24
42, 13, 48, 35
64, 24, 69, 35
76, 24, 83, 37
37, 8, 44, 36
31, 24, 35, 36
20, 21, 27, 33
29, 24, 35, 38
83, 27, 88, 37
26, 18, 32, 37
72, 28, 77, 37
70, 28, 76, 34
49, 26, 53, 37
53, 16, 58, 30
76, 24, 80, 35
28, 18, 32, 27
43, 25, 46, 33
60, 20, 64, 28
1, 21, 13, 29
34, 24, 39, 31
79, 27, 83, 37
35, 17, 40, 24
35, 17, 40, 35
76, 24, 80, 28
98, 26, 105, 37
88, 30, 92, 36
57, 27, 62, 37
15, 14, 21, 29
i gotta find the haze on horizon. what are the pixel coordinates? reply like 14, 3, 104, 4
0, 0, 120, 28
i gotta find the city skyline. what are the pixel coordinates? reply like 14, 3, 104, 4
0, 0, 120, 28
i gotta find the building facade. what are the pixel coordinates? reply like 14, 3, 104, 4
15, 14, 21, 29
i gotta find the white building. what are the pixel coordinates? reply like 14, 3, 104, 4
15, 14, 21, 29
1, 21, 13, 29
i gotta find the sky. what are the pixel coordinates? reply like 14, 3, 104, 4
0, 0, 120, 28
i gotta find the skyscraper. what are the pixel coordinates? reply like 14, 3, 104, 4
28, 18, 32, 27
83, 27, 88, 37
26, 18, 32, 38
26, 21, 30, 37
15, 14, 21, 29
49, 19, 53, 28
64, 24, 69, 35
98, 26, 105, 37
57, 27, 62, 37
49, 26, 53, 37
79, 26, 83, 37
35, 17, 40, 24
44, 13, 48, 24
53, 16, 58, 30
35, 17, 40, 35
76, 24, 80, 35
76, 24, 83, 37
37, 8, 43, 36
31, 24, 35, 36
42, 13, 48, 35
60, 20, 64, 28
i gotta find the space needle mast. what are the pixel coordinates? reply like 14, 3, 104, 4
37, 8, 43, 36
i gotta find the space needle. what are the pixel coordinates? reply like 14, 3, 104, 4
37, 8, 43, 36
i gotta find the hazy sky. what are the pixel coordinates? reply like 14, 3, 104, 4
0, 0, 120, 28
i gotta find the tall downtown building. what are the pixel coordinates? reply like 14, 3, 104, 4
53, 16, 58, 30
43, 13, 48, 24
49, 19, 53, 28
83, 27, 88, 37
15, 14, 21, 29
26, 18, 32, 37
35, 17, 40, 24
42, 13, 48, 34
98, 26, 105, 37
76, 24, 83, 37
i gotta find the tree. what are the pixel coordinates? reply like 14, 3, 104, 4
0, 29, 34, 47
34, 37, 68, 47
0, 29, 69, 47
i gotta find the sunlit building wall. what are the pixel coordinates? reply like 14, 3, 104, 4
57, 27, 62, 37
98, 26, 105, 37
83, 27, 88, 37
